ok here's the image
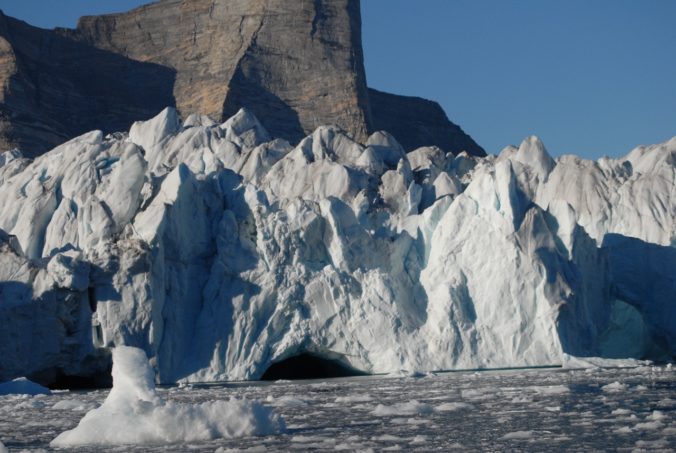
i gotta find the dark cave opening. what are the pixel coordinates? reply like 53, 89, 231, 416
260, 353, 368, 381
87, 286, 97, 312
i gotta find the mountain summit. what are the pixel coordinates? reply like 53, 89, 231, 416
0, 0, 484, 157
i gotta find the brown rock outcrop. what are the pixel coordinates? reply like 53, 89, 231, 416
0, 1, 484, 157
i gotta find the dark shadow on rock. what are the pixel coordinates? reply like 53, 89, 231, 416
0, 11, 176, 157
222, 63, 304, 145
368, 88, 486, 156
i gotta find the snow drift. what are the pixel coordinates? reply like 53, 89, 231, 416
0, 107, 674, 384
50, 346, 284, 447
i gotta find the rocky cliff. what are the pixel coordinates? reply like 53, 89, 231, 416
0, 0, 484, 157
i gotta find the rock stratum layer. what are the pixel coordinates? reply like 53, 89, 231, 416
0, 108, 673, 385
0, 0, 484, 158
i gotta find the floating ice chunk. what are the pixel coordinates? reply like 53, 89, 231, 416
435, 402, 474, 412
410, 435, 427, 444
634, 420, 663, 431
265, 395, 309, 407
501, 430, 535, 440
51, 399, 99, 411
0, 440, 6, 453
373, 434, 405, 441
601, 381, 628, 392
0, 377, 51, 396
335, 395, 374, 403
531, 385, 569, 395
50, 347, 284, 447
371, 400, 433, 416
647, 410, 666, 421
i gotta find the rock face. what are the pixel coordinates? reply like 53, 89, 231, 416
0, 0, 484, 158
0, 11, 175, 158
369, 88, 485, 157
0, 108, 673, 385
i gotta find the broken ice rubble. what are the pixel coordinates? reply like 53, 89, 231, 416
50, 346, 284, 446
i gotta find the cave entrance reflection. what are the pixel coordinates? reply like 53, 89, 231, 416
260, 353, 367, 381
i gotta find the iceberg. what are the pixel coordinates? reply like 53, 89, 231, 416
0, 108, 673, 384
50, 346, 284, 447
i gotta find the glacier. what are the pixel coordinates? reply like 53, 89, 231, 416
0, 107, 674, 385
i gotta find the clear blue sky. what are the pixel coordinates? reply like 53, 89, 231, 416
1, 0, 674, 158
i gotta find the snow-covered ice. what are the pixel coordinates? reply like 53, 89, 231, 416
50, 346, 284, 447
0, 107, 674, 384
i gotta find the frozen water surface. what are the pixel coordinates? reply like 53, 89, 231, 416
1, 365, 675, 451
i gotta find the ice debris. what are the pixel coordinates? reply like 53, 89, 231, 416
50, 346, 284, 447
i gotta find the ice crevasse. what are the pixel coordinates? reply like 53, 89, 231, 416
0, 107, 674, 384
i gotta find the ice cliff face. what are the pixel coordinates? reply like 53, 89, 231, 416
0, 108, 674, 384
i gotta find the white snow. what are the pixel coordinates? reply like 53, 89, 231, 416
0, 378, 50, 396
0, 106, 674, 384
50, 346, 284, 447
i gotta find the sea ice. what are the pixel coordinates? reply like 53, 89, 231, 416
501, 430, 535, 440
435, 402, 474, 412
601, 382, 629, 392
50, 347, 284, 447
51, 399, 98, 411
371, 400, 434, 416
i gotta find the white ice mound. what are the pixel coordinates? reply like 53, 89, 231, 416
0, 377, 50, 396
50, 347, 284, 447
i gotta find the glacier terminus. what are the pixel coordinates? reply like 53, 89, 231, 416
0, 107, 673, 386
